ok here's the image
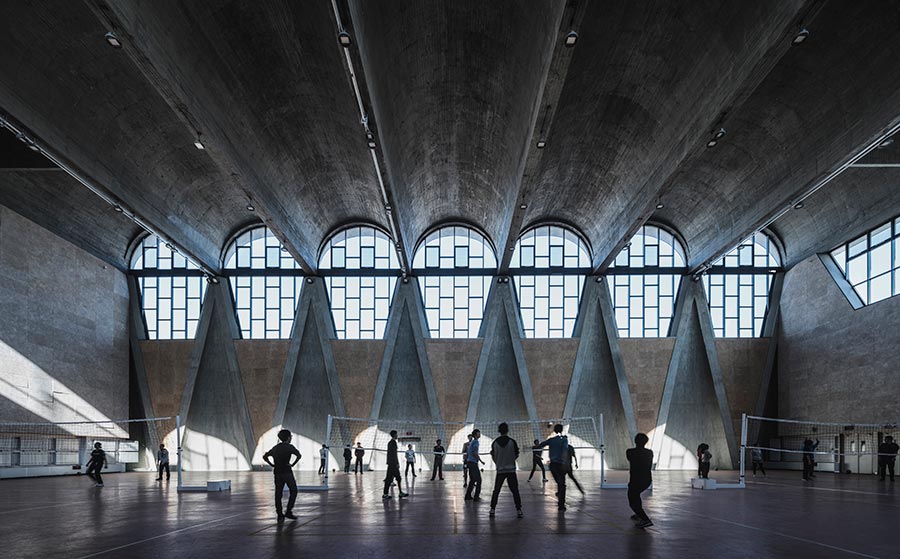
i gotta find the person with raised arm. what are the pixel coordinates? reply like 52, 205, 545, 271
538, 424, 569, 511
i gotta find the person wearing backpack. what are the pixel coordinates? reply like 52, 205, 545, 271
489, 422, 523, 518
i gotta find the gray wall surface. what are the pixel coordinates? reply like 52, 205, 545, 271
779, 255, 900, 422
0, 205, 129, 423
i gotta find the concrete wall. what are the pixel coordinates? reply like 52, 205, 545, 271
779, 255, 900, 422
0, 206, 129, 423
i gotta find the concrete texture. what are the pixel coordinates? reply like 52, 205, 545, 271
564, 281, 637, 468
370, 282, 441, 423
180, 283, 256, 470
331, 340, 384, 420
779, 255, 900, 422
140, 340, 193, 420
467, 282, 538, 425
274, 281, 346, 456
0, 206, 129, 423
522, 338, 578, 420
234, 341, 289, 443
654, 282, 736, 470
425, 339, 482, 423
620, 339, 675, 435
716, 338, 770, 440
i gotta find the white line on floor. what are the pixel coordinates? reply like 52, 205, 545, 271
749, 480, 896, 497
73, 511, 252, 559
666, 506, 881, 559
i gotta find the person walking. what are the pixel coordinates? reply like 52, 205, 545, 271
489, 422, 523, 518
464, 429, 484, 501
698, 444, 712, 479
566, 444, 584, 494
431, 439, 445, 481
382, 430, 408, 499
405, 444, 417, 478
354, 442, 365, 474
262, 429, 301, 522
527, 439, 547, 483
751, 446, 766, 476
318, 444, 327, 475
626, 433, 653, 529
802, 438, 819, 481
539, 424, 569, 511
878, 435, 899, 481
156, 443, 170, 481
462, 434, 473, 488
343, 445, 353, 473
85, 442, 107, 487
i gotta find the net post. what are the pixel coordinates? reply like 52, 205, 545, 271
740, 413, 747, 488
597, 414, 606, 488
324, 414, 333, 489
176, 415, 183, 490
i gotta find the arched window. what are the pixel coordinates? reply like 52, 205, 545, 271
224, 226, 302, 339
510, 225, 590, 338
131, 235, 206, 340
703, 231, 781, 338
319, 225, 400, 339
608, 224, 686, 338
412, 225, 496, 338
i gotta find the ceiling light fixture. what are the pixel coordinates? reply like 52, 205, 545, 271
792, 28, 810, 45
104, 32, 122, 49
656, 202, 664, 210
713, 128, 727, 140
536, 140, 546, 149
879, 138, 895, 148
520, 203, 527, 210
338, 31, 352, 47
706, 139, 718, 148
793, 201, 804, 209
114, 205, 123, 213
564, 31, 578, 47
246, 204, 255, 211
306, 277, 314, 284
366, 132, 376, 149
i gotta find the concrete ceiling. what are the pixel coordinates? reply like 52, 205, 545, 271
1, 0, 900, 275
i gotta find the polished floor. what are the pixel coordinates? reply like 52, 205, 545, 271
0, 467, 896, 558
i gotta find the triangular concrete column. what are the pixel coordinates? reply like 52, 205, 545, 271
271, 278, 346, 466
651, 279, 738, 470
179, 281, 256, 470
466, 280, 538, 431
563, 279, 637, 469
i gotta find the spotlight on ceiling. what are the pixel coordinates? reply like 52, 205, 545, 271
706, 139, 718, 148
306, 277, 315, 284
594, 276, 603, 283
564, 31, 578, 47
104, 32, 122, 49
713, 128, 727, 140
385, 204, 392, 211
193, 133, 205, 150
536, 140, 546, 149
879, 138, 895, 148
792, 28, 809, 45
794, 201, 805, 209
656, 202, 665, 210
366, 132, 376, 149
520, 203, 527, 210
246, 204, 255, 211
114, 205, 123, 213
338, 31, 352, 47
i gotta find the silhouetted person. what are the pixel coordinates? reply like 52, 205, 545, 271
539, 424, 569, 510
566, 444, 584, 494
262, 429, 301, 522
489, 422, 523, 518
528, 439, 547, 483
343, 445, 352, 473
464, 429, 484, 501
318, 444, 327, 475
802, 438, 819, 481
627, 433, 653, 529
462, 434, 473, 488
431, 439, 445, 481
751, 446, 766, 476
354, 442, 365, 473
382, 430, 407, 499
85, 441, 107, 487
698, 444, 712, 479
156, 443, 170, 481
405, 444, 417, 478
879, 436, 899, 481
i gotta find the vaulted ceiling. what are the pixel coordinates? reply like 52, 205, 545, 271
1, 0, 899, 275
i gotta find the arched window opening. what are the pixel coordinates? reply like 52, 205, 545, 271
412, 225, 496, 338
510, 225, 590, 338
131, 235, 206, 340
703, 231, 781, 338
608, 225, 686, 338
224, 226, 302, 339
319, 225, 400, 339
